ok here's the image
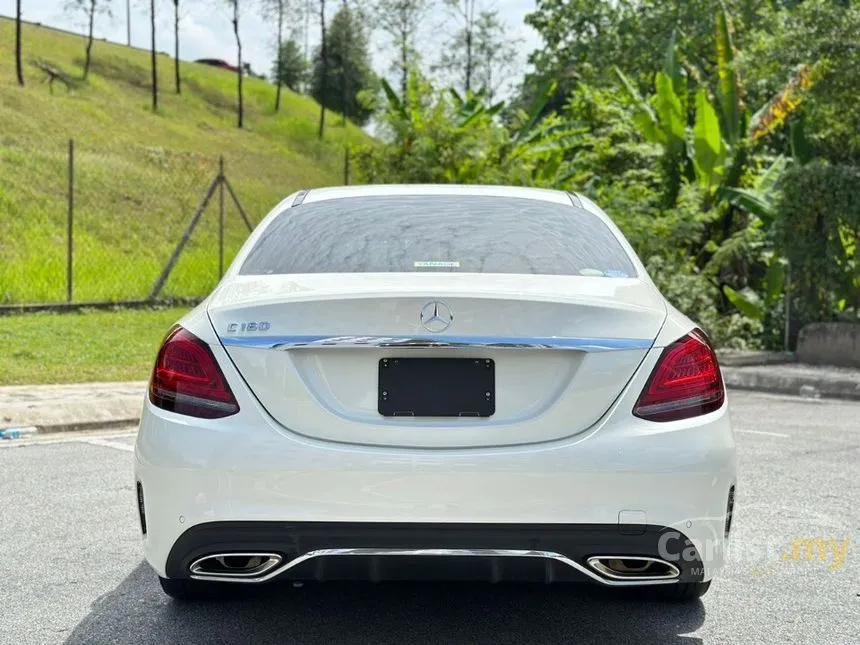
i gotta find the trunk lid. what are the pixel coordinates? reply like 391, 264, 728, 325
208, 273, 665, 448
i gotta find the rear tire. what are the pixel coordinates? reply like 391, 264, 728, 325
645, 580, 711, 602
158, 576, 227, 601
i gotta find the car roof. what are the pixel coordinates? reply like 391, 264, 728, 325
300, 184, 575, 206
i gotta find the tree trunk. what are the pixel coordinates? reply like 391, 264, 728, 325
173, 0, 181, 94
340, 0, 348, 126
15, 0, 24, 86
83, 1, 96, 80
464, 0, 474, 95
399, 25, 408, 99
274, 0, 283, 112
303, 0, 311, 92
317, 0, 327, 139
485, 49, 494, 101
464, 28, 472, 94
150, 0, 158, 111
232, 1, 244, 128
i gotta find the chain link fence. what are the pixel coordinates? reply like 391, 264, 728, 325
0, 137, 352, 307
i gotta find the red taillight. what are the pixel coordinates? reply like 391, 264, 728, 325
633, 329, 724, 422
149, 326, 239, 419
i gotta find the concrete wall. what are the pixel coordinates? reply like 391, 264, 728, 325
796, 323, 860, 368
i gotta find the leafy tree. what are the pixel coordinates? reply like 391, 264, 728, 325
436, 0, 517, 98
516, 0, 772, 118
272, 39, 308, 93
65, 0, 113, 80
373, 0, 433, 97
310, 3, 376, 126
263, 0, 304, 110
470, 9, 519, 100
439, 0, 478, 94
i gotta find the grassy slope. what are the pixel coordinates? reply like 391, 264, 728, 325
0, 307, 190, 384
0, 18, 368, 304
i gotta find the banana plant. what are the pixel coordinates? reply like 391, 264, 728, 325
748, 64, 817, 142
722, 254, 787, 321
691, 87, 727, 189
717, 155, 786, 226
448, 87, 505, 127
502, 79, 594, 186
613, 31, 692, 205
380, 76, 505, 132
614, 5, 819, 208
613, 30, 687, 149
714, 7, 744, 147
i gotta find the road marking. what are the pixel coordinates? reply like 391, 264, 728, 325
0, 429, 136, 449
735, 428, 790, 438
82, 437, 135, 452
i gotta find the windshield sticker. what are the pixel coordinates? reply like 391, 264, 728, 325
604, 269, 630, 278
414, 261, 461, 268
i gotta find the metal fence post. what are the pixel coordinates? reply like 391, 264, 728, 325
784, 260, 791, 352
218, 156, 225, 278
344, 147, 350, 185
67, 139, 75, 303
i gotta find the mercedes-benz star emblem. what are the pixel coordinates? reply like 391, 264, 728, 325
419, 301, 454, 333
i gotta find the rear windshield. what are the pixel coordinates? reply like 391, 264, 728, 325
239, 195, 637, 278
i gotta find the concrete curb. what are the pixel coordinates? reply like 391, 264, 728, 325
1, 418, 140, 438
716, 350, 796, 367
34, 418, 141, 434
721, 367, 860, 401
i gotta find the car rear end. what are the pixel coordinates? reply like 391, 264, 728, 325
134, 186, 736, 597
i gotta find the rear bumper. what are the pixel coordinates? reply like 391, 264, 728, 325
162, 521, 706, 586
134, 396, 736, 584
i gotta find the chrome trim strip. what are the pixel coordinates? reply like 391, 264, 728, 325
220, 335, 653, 352
586, 556, 681, 581
187, 548, 678, 586
189, 552, 283, 579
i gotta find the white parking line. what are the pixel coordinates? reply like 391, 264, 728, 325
735, 428, 790, 438
82, 437, 135, 452
0, 429, 136, 449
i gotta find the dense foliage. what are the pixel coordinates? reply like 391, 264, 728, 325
355, 1, 859, 349
776, 162, 860, 328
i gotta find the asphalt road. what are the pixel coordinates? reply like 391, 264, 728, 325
1, 390, 858, 645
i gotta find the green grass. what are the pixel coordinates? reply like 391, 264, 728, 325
0, 307, 191, 384
0, 19, 370, 305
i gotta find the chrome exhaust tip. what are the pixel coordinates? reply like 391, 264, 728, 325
189, 552, 283, 580
586, 556, 680, 581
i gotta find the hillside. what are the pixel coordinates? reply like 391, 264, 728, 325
0, 18, 370, 304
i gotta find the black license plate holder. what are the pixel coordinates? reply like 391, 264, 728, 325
378, 357, 495, 418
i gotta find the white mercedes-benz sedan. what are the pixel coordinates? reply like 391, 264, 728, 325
134, 184, 736, 602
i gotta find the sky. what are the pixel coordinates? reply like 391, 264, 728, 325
1, 1, 543, 95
